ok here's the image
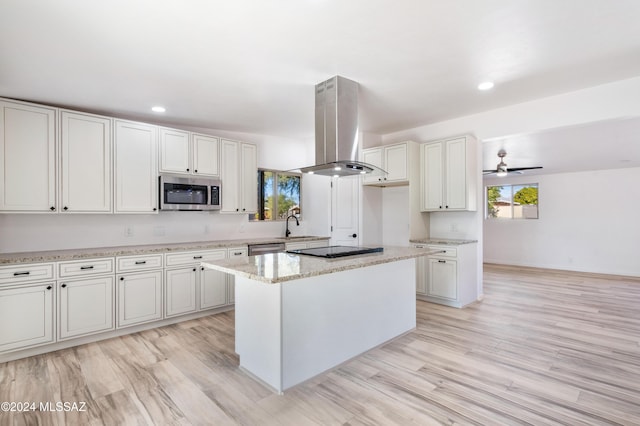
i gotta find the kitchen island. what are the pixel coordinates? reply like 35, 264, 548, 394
202, 246, 439, 393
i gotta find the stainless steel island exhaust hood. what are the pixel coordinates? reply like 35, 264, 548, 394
298, 76, 386, 177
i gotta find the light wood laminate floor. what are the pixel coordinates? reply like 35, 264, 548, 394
1, 264, 639, 425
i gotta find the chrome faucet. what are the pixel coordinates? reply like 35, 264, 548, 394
285, 214, 299, 237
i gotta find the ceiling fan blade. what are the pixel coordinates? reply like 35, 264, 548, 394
508, 166, 543, 172
482, 169, 498, 173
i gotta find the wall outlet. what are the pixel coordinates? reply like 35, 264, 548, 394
124, 226, 134, 237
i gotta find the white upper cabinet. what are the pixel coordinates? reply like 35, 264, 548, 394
0, 100, 57, 212
192, 133, 219, 176
420, 136, 477, 212
60, 111, 112, 213
114, 120, 158, 214
240, 142, 258, 213
220, 139, 257, 213
361, 148, 383, 184
159, 127, 190, 174
362, 141, 415, 186
159, 129, 220, 177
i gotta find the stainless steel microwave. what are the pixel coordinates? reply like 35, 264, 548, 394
159, 175, 221, 211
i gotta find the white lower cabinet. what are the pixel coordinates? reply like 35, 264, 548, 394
428, 258, 457, 300
414, 242, 478, 308
117, 271, 163, 328
0, 282, 55, 352
58, 276, 114, 339
226, 247, 248, 304
165, 267, 198, 317
200, 267, 227, 309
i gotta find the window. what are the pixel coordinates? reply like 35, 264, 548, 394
486, 183, 538, 219
252, 169, 301, 221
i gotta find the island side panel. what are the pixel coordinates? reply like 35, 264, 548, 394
235, 276, 283, 392
280, 258, 416, 390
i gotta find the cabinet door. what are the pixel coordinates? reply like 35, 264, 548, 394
114, 120, 158, 213
226, 247, 248, 304
240, 143, 257, 213
192, 133, 219, 176
200, 266, 227, 310
384, 143, 408, 182
427, 258, 457, 300
159, 127, 190, 174
59, 276, 114, 339
220, 139, 240, 212
414, 246, 428, 295
421, 142, 443, 211
117, 271, 163, 328
362, 148, 383, 184
445, 138, 467, 210
165, 267, 197, 317
60, 111, 112, 213
0, 101, 56, 212
0, 282, 54, 352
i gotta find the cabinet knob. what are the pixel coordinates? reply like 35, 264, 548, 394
242, 208, 246, 211
61, 283, 67, 288
439, 206, 442, 209
236, 208, 239, 212
50, 206, 56, 211
120, 277, 125, 281
153, 207, 157, 211
46, 285, 52, 290
193, 268, 197, 272
63, 206, 68, 211
351, 233, 357, 238
445, 205, 449, 209
194, 169, 198, 173
186, 168, 190, 172
201, 267, 204, 271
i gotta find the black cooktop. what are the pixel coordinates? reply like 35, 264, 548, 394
286, 245, 384, 259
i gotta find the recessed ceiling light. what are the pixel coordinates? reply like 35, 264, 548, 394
151, 106, 166, 113
478, 81, 494, 91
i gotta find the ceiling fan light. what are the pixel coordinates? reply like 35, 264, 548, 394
496, 170, 508, 177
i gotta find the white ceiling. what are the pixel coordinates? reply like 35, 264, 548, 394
482, 117, 640, 177
2, 0, 640, 142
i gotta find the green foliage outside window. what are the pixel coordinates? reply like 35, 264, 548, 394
254, 170, 301, 221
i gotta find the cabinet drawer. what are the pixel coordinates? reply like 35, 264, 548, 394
117, 254, 164, 272
0, 263, 55, 285
165, 250, 226, 267
58, 258, 114, 278
307, 240, 330, 249
428, 246, 457, 258
228, 247, 248, 257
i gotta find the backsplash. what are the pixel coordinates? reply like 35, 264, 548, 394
0, 213, 309, 253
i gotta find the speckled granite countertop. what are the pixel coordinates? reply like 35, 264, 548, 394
202, 246, 442, 284
409, 238, 478, 245
0, 236, 330, 265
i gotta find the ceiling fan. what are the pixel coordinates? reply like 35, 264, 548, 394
483, 149, 543, 177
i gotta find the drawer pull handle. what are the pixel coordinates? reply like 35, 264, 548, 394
193, 256, 203, 259
135, 260, 147, 265
13, 271, 30, 276
438, 260, 447, 263
80, 265, 94, 270
233, 252, 243, 255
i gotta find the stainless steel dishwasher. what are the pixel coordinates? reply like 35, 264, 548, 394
247, 242, 286, 256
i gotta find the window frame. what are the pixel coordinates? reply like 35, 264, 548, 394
253, 168, 302, 221
485, 183, 539, 220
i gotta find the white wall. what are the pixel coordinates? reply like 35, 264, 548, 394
484, 167, 640, 276
0, 127, 325, 253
